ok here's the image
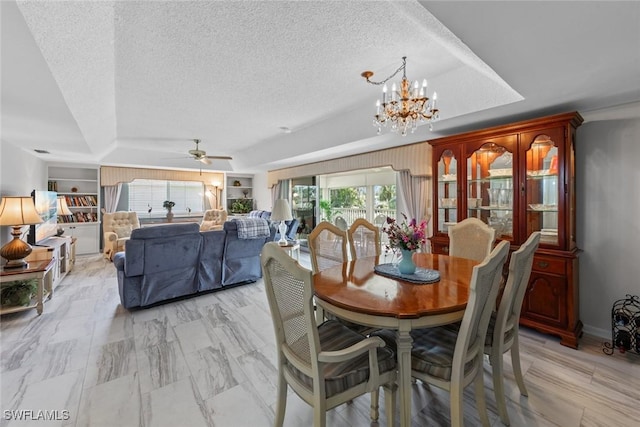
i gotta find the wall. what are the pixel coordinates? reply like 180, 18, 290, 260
252, 172, 272, 211
577, 117, 640, 337
0, 141, 47, 246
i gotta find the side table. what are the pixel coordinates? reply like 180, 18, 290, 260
0, 259, 55, 315
279, 241, 301, 261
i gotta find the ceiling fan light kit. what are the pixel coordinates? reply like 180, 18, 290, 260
187, 139, 233, 164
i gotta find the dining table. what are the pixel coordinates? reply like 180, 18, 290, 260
312, 253, 479, 427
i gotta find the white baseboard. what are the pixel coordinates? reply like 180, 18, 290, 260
582, 324, 610, 340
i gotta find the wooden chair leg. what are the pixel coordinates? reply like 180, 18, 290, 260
274, 372, 287, 427
511, 334, 528, 397
384, 383, 397, 427
491, 350, 510, 425
474, 368, 491, 427
370, 388, 379, 421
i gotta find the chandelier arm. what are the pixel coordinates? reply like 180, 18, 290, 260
362, 57, 407, 86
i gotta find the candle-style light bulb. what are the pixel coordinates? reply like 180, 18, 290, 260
413, 80, 419, 98
376, 99, 381, 114
432, 92, 438, 108
382, 84, 387, 104
391, 83, 397, 101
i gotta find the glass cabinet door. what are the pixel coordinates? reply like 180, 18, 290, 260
467, 142, 514, 239
437, 149, 458, 234
525, 134, 559, 245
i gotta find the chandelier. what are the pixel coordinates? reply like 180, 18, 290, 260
361, 57, 439, 136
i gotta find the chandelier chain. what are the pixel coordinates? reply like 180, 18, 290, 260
364, 57, 407, 86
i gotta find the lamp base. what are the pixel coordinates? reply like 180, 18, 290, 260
277, 221, 288, 246
1, 226, 33, 269
3, 259, 29, 269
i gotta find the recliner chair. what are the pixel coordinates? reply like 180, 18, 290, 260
103, 211, 140, 260
200, 209, 227, 231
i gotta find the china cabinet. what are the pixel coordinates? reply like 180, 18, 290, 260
428, 112, 583, 348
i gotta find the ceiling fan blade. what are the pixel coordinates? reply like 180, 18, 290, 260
206, 155, 233, 160
199, 157, 212, 165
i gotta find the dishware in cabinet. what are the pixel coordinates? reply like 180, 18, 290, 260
428, 112, 583, 348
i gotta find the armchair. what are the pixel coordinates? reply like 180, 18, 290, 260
103, 211, 140, 260
200, 209, 228, 231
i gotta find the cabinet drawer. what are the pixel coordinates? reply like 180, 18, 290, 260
532, 255, 565, 275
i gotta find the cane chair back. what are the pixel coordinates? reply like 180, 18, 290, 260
448, 217, 496, 262
348, 218, 380, 260
308, 222, 348, 274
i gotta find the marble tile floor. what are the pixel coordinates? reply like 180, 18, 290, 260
1, 253, 639, 427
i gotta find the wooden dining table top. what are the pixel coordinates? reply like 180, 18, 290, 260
312, 253, 479, 319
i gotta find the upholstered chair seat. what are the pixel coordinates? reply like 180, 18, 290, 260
102, 211, 140, 261
200, 209, 227, 231
284, 320, 396, 399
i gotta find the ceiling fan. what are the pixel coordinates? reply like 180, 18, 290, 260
188, 139, 232, 165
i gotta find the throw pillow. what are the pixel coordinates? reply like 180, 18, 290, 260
113, 225, 133, 238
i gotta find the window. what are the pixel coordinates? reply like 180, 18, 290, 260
129, 179, 204, 216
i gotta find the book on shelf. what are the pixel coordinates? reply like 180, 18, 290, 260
64, 195, 97, 207
57, 212, 98, 223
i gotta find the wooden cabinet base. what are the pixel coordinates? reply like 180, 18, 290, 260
521, 318, 583, 349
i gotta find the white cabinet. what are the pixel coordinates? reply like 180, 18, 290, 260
226, 174, 254, 214
60, 223, 99, 255
48, 165, 100, 254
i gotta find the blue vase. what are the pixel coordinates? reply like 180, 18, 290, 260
398, 249, 416, 275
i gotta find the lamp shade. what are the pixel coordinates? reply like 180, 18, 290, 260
57, 196, 73, 216
0, 196, 43, 226
271, 199, 293, 221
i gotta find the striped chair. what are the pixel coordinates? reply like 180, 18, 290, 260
261, 242, 397, 427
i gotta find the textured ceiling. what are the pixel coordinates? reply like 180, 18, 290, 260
2, 1, 639, 174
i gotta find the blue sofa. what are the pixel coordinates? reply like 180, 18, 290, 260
113, 220, 269, 309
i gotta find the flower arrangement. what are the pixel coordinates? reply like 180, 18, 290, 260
382, 213, 427, 251
163, 200, 175, 210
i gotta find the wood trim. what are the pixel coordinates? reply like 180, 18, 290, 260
100, 166, 224, 187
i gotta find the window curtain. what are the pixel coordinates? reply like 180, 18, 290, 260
270, 179, 290, 209
397, 170, 431, 252
103, 184, 122, 213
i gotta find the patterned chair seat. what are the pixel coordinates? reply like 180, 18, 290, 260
284, 320, 396, 398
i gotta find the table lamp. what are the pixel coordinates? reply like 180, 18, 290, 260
57, 196, 73, 216
271, 199, 293, 246
0, 196, 43, 268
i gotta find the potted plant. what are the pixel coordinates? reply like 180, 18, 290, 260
231, 199, 253, 214
163, 200, 175, 222
0, 279, 38, 307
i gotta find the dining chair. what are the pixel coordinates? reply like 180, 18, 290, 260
309, 221, 374, 334
374, 240, 510, 426
412, 239, 509, 426
485, 231, 540, 426
347, 218, 380, 260
261, 242, 397, 427
448, 217, 496, 262
308, 221, 348, 273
